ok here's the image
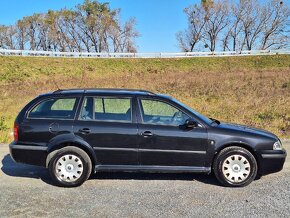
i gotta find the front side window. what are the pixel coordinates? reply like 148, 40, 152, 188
80, 97, 132, 122
140, 99, 189, 126
29, 98, 77, 119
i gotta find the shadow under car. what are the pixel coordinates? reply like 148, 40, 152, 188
1, 154, 221, 186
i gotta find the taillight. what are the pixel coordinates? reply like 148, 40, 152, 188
14, 123, 19, 142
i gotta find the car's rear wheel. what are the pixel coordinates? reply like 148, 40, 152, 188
213, 146, 257, 187
48, 146, 92, 187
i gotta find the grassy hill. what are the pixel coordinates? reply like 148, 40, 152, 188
0, 55, 289, 143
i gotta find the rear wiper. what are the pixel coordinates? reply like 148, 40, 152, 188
210, 118, 220, 125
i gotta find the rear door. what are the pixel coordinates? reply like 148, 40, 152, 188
20, 96, 80, 145
73, 95, 138, 165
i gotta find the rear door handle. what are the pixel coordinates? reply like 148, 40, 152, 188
78, 128, 91, 134
142, 131, 153, 137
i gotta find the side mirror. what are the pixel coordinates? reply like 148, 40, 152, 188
185, 118, 198, 129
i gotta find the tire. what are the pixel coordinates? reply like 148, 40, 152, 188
213, 146, 257, 187
48, 146, 92, 187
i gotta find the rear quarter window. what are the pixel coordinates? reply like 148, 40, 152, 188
28, 97, 78, 119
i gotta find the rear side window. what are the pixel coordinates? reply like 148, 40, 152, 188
28, 98, 78, 119
80, 97, 132, 122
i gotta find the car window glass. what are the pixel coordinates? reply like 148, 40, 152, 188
140, 99, 189, 126
29, 98, 77, 119
51, 99, 76, 111
80, 97, 94, 120
94, 98, 104, 113
80, 97, 132, 122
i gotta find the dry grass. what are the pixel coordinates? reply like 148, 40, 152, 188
0, 55, 289, 142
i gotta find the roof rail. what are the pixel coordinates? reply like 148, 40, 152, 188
53, 89, 63, 93
84, 88, 155, 95
53, 88, 84, 93
53, 88, 155, 95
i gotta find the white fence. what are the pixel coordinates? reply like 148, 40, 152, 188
0, 49, 289, 58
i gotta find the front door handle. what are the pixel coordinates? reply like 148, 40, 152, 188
78, 128, 91, 134
142, 131, 153, 137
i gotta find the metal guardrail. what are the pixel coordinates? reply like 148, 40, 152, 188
0, 49, 289, 58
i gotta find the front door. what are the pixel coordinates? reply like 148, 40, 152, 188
73, 96, 138, 165
137, 98, 208, 167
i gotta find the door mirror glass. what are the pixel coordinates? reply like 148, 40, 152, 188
185, 118, 198, 128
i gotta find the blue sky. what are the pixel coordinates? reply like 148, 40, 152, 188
0, 0, 198, 52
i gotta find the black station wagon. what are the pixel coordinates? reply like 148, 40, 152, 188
9, 89, 286, 187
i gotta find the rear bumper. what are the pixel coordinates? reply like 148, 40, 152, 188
9, 142, 48, 167
257, 149, 287, 175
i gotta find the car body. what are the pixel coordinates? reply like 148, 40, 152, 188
10, 89, 287, 187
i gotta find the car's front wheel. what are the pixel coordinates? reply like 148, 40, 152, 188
48, 146, 92, 187
213, 146, 257, 187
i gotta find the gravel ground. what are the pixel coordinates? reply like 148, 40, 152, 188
0, 141, 289, 218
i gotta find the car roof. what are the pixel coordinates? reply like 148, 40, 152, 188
45, 88, 156, 96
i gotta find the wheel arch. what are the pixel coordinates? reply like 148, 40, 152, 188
213, 142, 260, 173
46, 135, 97, 168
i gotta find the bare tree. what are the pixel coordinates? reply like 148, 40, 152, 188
22, 14, 41, 50
15, 19, 28, 50
240, 0, 270, 50
222, 1, 247, 51
0, 25, 8, 49
203, 0, 230, 52
120, 18, 139, 52
75, 0, 119, 52
0, 0, 139, 53
176, 4, 207, 52
177, 0, 289, 52
3, 26, 17, 49
110, 17, 139, 52
260, 0, 290, 49
60, 10, 83, 52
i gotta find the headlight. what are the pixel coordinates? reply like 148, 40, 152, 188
273, 141, 283, 150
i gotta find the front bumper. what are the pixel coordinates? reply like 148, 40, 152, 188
9, 142, 48, 167
257, 148, 287, 175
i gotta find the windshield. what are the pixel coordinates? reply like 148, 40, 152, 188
169, 97, 213, 125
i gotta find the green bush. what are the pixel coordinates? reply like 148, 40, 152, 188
0, 116, 8, 131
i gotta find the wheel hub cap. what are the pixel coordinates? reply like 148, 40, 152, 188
66, 164, 74, 171
55, 154, 84, 182
232, 164, 241, 172
222, 154, 251, 183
